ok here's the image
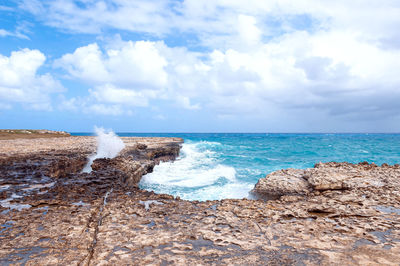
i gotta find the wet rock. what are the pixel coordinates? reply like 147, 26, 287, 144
91, 156, 153, 187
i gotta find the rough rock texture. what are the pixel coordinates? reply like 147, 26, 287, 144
252, 161, 398, 197
1, 138, 400, 265
253, 169, 311, 198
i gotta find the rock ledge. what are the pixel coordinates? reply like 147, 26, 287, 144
1, 138, 400, 265
252, 161, 399, 198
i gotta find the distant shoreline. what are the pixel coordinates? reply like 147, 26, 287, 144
0, 129, 70, 140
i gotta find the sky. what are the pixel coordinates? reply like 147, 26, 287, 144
1, 0, 400, 133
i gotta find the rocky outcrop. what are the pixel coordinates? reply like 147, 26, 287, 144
1, 138, 400, 265
89, 137, 182, 187
252, 168, 311, 198
252, 161, 400, 198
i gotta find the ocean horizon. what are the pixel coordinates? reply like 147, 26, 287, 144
72, 132, 400, 201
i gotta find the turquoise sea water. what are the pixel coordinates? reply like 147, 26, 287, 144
72, 133, 400, 201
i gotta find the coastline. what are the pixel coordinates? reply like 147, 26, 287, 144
1, 135, 399, 264
0, 129, 71, 140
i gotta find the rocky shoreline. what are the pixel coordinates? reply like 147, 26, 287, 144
1, 136, 399, 265
0, 129, 70, 140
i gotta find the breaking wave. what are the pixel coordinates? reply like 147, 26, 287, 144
82, 126, 125, 173
140, 141, 252, 201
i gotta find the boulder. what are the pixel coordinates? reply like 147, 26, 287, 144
252, 169, 310, 199
253, 162, 398, 199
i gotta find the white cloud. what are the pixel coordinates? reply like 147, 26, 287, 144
85, 104, 125, 116
21, 1, 400, 50
237, 14, 261, 47
0, 19, 31, 40
176, 96, 200, 110
58, 96, 80, 112
198, 29, 400, 117
0, 29, 12, 37
23, 0, 400, 126
89, 84, 150, 107
0, 28, 29, 39
55, 29, 400, 119
0, 48, 63, 110
58, 96, 133, 116
55, 40, 171, 114
56, 43, 109, 83
56, 40, 168, 89
20, 0, 173, 34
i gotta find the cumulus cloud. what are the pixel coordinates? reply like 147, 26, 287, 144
0, 49, 63, 110
56, 41, 168, 88
89, 84, 150, 107
17, 0, 400, 128
55, 29, 400, 120
237, 15, 261, 47
200, 29, 400, 118
55, 40, 170, 115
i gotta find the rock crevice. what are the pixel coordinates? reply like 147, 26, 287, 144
82, 188, 114, 266
1, 138, 400, 265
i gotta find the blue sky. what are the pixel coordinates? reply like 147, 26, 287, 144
1, 0, 400, 132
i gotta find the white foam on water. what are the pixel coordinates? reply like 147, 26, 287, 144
185, 182, 255, 201
82, 126, 125, 173
140, 142, 252, 201
193, 141, 222, 147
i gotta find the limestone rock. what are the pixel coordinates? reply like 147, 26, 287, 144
1, 138, 400, 265
252, 169, 310, 198
253, 162, 399, 198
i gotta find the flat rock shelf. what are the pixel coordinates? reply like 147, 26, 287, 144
1, 136, 400, 265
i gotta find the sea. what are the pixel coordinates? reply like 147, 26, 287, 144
72, 133, 400, 201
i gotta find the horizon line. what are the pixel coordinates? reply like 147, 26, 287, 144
69, 132, 400, 134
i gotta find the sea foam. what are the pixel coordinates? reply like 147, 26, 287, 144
82, 127, 125, 173
140, 141, 252, 201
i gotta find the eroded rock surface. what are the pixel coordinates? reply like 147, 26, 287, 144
1, 138, 400, 265
253, 162, 400, 196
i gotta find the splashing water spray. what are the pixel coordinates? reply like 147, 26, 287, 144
82, 126, 125, 173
